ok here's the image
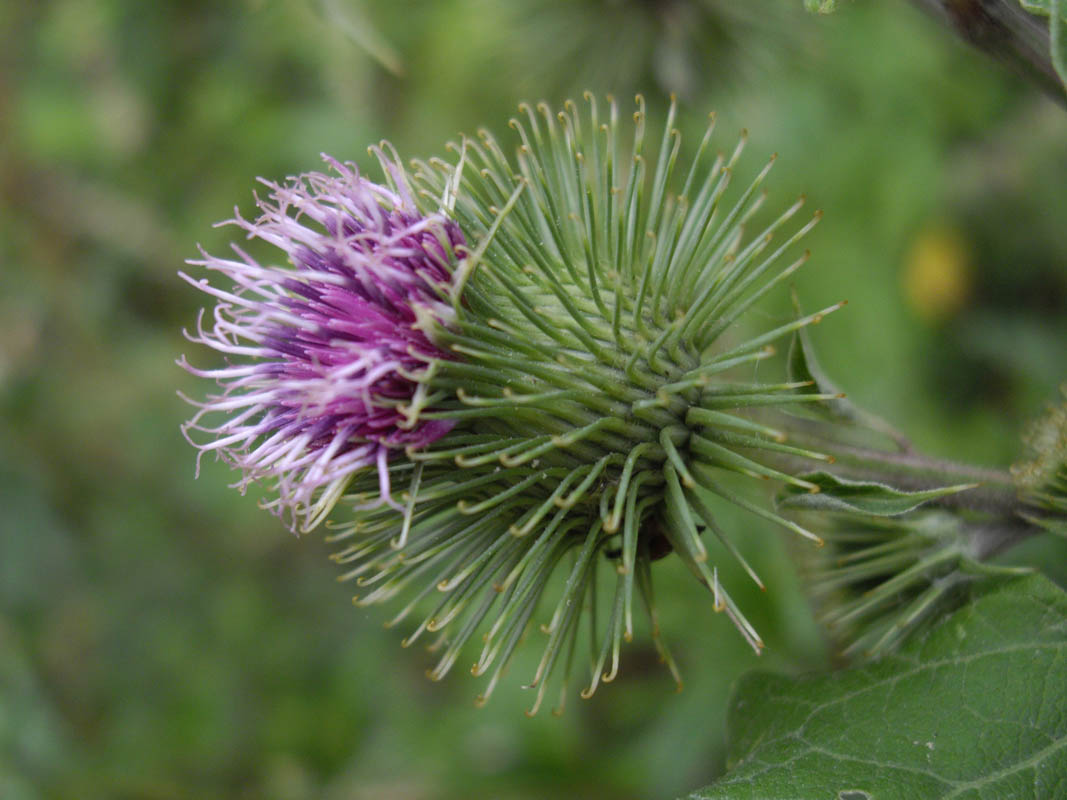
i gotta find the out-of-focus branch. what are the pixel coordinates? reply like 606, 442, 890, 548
908, 0, 1065, 105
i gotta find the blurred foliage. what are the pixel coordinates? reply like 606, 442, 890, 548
803, 0, 839, 14
1, 0, 1065, 798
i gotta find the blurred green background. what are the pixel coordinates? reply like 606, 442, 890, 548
2, 1, 1065, 798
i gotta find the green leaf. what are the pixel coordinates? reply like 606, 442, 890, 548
1020, 0, 1067, 20
787, 294, 910, 448
1019, 0, 1067, 92
687, 574, 1067, 799
777, 471, 978, 515
787, 308, 852, 421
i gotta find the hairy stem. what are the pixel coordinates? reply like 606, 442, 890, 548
789, 430, 1017, 511
967, 519, 1043, 559
759, 414, 1052, 556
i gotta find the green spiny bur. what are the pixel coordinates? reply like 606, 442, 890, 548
327, 95, 842, 713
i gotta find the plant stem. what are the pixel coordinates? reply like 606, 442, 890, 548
907, 0, 1066, 105
753, 414, 1053, 557
966, 519, 1042, 560
790, 429, 1018, 511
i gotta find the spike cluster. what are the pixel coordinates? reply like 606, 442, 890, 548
800, 512, 987, 658
1012, 386, 1067, 535
322, 96, 843, 712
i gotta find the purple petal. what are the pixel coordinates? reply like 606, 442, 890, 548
181, 155, 464, 531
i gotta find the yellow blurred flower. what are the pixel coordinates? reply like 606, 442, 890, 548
901, 225, 972, 322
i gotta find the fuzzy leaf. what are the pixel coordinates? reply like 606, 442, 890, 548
777, 471, 977, 515
803, 0, 839, 13
687, 573, 1067, 799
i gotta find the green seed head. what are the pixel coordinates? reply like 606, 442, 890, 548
328, 95, 840, 712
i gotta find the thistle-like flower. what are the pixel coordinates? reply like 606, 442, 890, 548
182, 96, 843, 713
179, 156, 465, 531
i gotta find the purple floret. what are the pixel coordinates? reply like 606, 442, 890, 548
179, 155, 464, 531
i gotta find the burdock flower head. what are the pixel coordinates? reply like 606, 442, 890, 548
182, 96, 842, 713
180, 155, 464, 531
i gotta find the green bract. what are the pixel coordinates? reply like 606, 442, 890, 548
327, 96, 840, 712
